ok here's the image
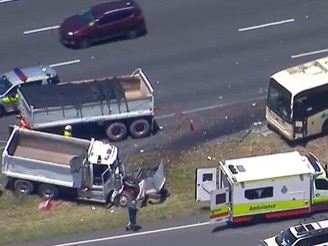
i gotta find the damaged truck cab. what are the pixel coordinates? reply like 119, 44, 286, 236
1, 127, 166, 207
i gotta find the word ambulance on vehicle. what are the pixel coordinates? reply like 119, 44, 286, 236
195, 151, 328, 225
0, 65, 59, 117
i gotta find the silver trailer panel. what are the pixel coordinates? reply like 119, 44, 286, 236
18, 69, 155, 129
2, 128, 90, 187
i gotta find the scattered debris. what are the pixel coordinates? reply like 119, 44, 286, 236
252, 102, 256, 107
253, 121, 262, 126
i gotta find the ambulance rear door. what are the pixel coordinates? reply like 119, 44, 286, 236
195, 168, 217, 202
210, 187, 231, 224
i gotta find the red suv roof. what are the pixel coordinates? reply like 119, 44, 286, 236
91, 0, 138, 18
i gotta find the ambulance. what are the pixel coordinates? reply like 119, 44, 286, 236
195, 151, 328, 225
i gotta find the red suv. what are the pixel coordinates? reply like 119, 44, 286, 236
59, 0, 147, 48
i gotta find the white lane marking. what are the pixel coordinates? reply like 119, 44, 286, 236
0, 0, 15, 3
23, 25, 60, 35
49, 59, 81, 68
155, 96, 265, 119
291, 48, 328, 58
238, 18, 295, 32
50, 222, 210, 246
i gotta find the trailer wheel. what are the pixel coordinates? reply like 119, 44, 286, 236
14, 180, 34, 196
106, 122, 127, 141
38, 184, 59, 200
129, 119, 150, 138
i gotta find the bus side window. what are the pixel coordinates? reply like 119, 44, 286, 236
293, 101, 307, 120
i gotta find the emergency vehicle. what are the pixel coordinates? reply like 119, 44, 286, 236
259, 217, 328, 246
195, 151, 328, 225
0, 65, 59, 117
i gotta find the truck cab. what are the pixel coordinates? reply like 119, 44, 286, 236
0, 65, 59, 117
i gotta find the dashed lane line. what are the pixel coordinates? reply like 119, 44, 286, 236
23, 25, 60, 35
238, 18, 295, 32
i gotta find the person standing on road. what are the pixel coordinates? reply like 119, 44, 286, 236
63, 125, 72, 137
126, 200, 139, 232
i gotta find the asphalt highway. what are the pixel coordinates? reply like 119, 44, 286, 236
8, 213, 328, 246
2, 0, 328, 245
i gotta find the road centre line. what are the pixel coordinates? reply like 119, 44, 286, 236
238, 18, 295, 32
50, 222, 210, 246
23, 25, 60, 35
291, 48, 328, 59
49, 59, 81, 68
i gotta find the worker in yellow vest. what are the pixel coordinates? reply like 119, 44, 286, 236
63, 125, 72, 137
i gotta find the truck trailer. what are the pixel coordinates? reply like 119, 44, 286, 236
17, 68, 155, 141
196, 151, 328, 225
1, 127, 166, 207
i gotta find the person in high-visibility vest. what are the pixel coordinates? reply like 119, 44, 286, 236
63, 125, 72, 137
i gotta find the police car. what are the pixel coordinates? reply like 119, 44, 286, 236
259, 218, 328, 246
0, 65, 59, 117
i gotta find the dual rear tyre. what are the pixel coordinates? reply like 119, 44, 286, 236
105, 119, 151, 141
13, 180, 58, 200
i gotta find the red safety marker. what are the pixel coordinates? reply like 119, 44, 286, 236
189, 119, 194, 132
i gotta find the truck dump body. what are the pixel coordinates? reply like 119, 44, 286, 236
11, 129, 89, 165
18, 69, 154, 129
3, 129, 90, 187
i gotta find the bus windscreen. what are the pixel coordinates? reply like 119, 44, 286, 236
267, 78, 292, 122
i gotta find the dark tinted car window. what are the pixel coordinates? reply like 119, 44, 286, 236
307, 233, 328, 245
98, 9, 133, 25
80, 10, 96, 24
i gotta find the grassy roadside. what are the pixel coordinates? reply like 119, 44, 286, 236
2, 129, 328, 244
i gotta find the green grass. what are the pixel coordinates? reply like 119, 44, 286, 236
1, 131, 328, 244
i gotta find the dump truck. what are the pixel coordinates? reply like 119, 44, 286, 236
196, 151, 328, 225
17, 68, 155, 141
1, 127, 166, 207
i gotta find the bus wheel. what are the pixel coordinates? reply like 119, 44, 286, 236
322, 120, 328, 134
106, 122, 127, 141
14, 180, 34, 196
129, 119, 150, 138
